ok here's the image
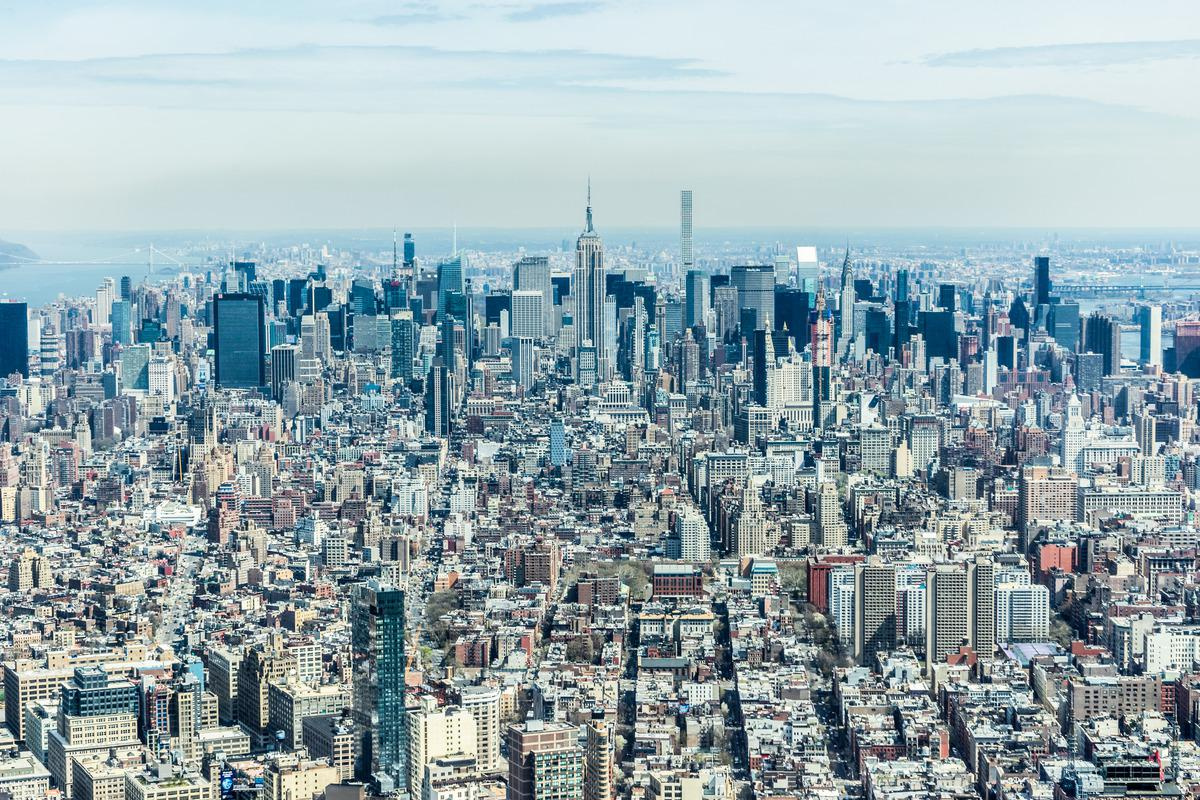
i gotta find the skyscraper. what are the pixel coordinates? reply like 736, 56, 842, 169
213, 293, 266, 389
685, 269, 708, 330
730, 265, 775, 333
0, 301, 29, 380
352, 581, 407, 794
1034, 255, 1052, 308
514, 256, 552, 336
1082, 311, 1121, 376
1138, 304, 1163, 368
111, 300, 133, 346
390, 311, 416, 382
838, 248, 855, 355
680, 189, 693, 272
270, 344, 297, 400
511, 290, 544, 339
573, 184, 606, 384
403, 232, 415, 268
437, 257, 463, 322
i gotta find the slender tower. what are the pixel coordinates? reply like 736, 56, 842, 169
680, 190, 694, 273
838, 245, 855, 356
574, 180, 606, 384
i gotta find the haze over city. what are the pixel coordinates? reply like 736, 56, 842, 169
1, 1, 1199, 231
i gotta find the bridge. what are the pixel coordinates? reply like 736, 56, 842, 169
1055, 283, 1200, 297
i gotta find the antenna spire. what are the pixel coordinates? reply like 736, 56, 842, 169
393, 227, 398, 274
585, 177, 594, 232
452, 222, 458, 257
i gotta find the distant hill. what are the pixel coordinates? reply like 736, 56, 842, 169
0, 239, 38, 268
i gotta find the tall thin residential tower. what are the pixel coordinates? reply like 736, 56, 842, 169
680, 189, 693, 272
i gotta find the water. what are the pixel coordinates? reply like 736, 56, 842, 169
0, 235, 174, 306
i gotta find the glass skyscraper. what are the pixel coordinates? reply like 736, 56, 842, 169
213, 293, 266, 388
352, 581, 407, 794
0, 301, 29, 379
111, 300, 133, 345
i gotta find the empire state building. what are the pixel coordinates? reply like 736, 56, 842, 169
574, 184, 606, 385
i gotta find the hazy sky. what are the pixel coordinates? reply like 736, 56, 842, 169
1, 1, 1198, 231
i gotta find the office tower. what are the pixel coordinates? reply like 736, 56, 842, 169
514, 256, 552, 336
685, 270, 708, 330
271, 344, 298, 399
437, 257, 464, 322
426, 362, 451, 437
1060, 394, 1085, 473
94, 278, 115, 327
352, 581, 407, 794
1048, 302, 1080, 351
892, 269, 911, 354
350, 279, 376, 317
938, 283, 957, 311
815, 480, 846, 548
505, 720, 583, 800
584, 713, 615, 800
0, 301, 29, 379
1082, 311, 1121, 376
120, 344, 151, 392
301, 311, 332, 361
403, 232, 415, 268
863, 307, 890, 357
774, 287, 810, 351
854, 558, 897, 665
574, 186, 606, 382
1174, 320, 1200, 378
680, 190, 693, 271
511, 291, 544, 339
1139, 305, 1163, 368
1034, 255, 1052, 308
512, 337, 535, 391
456, 686, 502, 774
119, 275, 132, 301
919, 310, 958, 366
838, 249, 855, 354
110, 300, 133, 346
752, 327, 773, 406
148, 357, 174, 402
213, 293, 266, 389
795, 246, 819, 293
390, 311, 416, 382
730, 265, 775, 333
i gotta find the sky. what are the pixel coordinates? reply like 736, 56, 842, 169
0, 0, 1198, 232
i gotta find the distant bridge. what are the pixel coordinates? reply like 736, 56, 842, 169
1056, 283, 1200, 297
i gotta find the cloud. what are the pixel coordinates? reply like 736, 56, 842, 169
924, 39, 1200, 69
505, 2, 602, 22
368, 11, 463, 25
0, 42, 721, 107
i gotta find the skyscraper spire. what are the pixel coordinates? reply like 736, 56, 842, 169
585, 177, 593, 233
393, 227, 398, 274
